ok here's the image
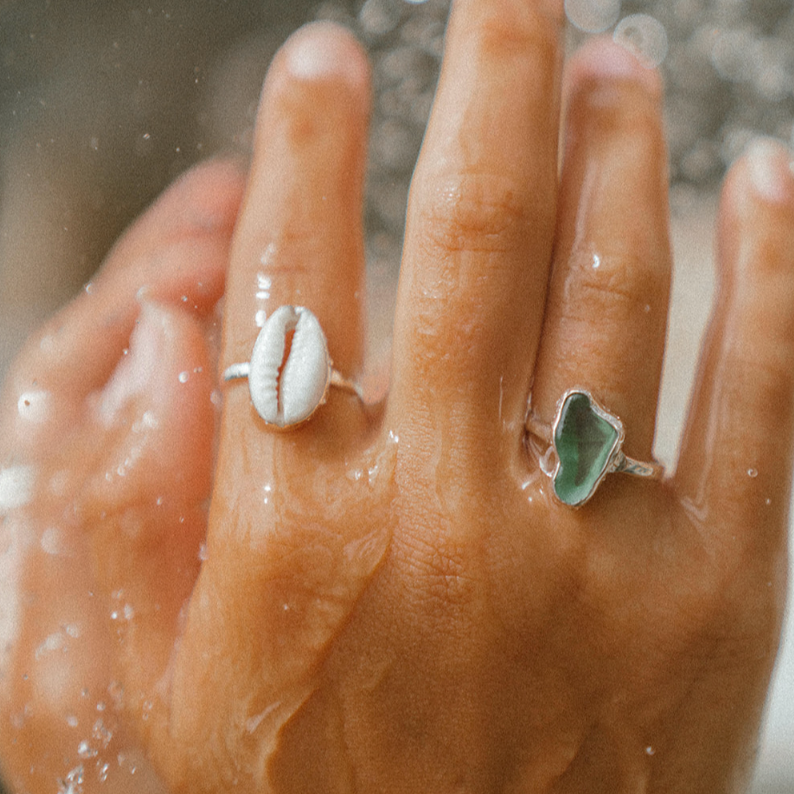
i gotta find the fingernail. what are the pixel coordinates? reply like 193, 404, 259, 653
285, 23, 368, 86
571, 38, 661, 95
98, 302, 168, 426
746, 137, 794, 204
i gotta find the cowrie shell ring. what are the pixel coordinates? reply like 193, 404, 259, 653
223, 305, 363, 429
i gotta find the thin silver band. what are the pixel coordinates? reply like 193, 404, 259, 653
222, 362, 364, 402
608, 450, 665, 479
525, 413, 664, 482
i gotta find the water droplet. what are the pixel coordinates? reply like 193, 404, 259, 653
747, 468, 758, 478
40, 526, 66, 556
592, 253, 602, 270
17, 390, 51, 423
108, 681, 124, 709
645, 745, 656, 756
565, 0, 620, 33
259, 246, 277, 268
614, 14, 668, 68
123, 604, 135, 621
97, 763, 110, 782
77, 740, 97, 759
96, 701, 106, 712
35, 631, 66, 659
255, 309, 267, 328
0, 465, 36, 511
765, 498, 772, 506
181, 295, 188, 303
93, 717, 113, 748
84, 282, 94, 295
198, 543, 209, 562
178, 371, 189, 384
66, 715, 79, 728
59, 764, 85, 794
210, 390, 223, 407
644, 304, 651, 313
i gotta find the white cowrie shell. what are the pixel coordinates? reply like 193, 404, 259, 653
248, 305, 331, 428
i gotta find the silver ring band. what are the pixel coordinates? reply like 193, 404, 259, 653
222, 305, 362, 429
526, 388, 664, 508
223, 361, 363, 398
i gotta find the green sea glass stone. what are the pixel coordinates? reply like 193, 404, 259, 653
553, 392, 621, 507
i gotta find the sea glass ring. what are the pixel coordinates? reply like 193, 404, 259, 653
525, 388, 665, 508
223, 305, 363, 430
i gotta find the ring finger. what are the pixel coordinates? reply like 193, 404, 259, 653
530, 40, 672, 470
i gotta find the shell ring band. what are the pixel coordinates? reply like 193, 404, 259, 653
526, 388, 665, 508
223, 304, 363, 429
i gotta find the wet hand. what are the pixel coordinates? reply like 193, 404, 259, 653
2, 1, 793, 792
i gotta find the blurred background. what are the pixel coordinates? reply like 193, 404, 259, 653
0, 0, 792, 790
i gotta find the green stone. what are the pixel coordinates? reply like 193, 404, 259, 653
553, 392, 621, 507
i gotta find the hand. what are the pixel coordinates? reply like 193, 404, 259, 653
2, 1, 792, 792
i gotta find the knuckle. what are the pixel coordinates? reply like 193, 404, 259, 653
418, 172, 531, 257
564, 247, 669, 322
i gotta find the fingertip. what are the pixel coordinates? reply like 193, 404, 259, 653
566, 37, 663, 100
719, 137, 794, 282
268, 21, 370, 105
735, 137, 794, 208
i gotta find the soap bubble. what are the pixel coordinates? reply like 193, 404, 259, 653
614, 14, 669, 68
565, 0, 621, 34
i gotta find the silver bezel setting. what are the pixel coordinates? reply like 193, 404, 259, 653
548, 387, 626, 508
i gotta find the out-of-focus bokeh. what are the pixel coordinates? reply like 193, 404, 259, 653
0, 0, 792, 791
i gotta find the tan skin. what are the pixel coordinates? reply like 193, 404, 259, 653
0, 0, 792, 791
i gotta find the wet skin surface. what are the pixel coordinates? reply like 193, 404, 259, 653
1, 1, 794, 792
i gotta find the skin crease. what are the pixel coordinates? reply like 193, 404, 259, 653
0, 0, 793, 792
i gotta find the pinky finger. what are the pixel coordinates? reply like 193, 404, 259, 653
676, 138, 794, 543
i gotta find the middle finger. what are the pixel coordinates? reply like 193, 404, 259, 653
389, 0, 565, 446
